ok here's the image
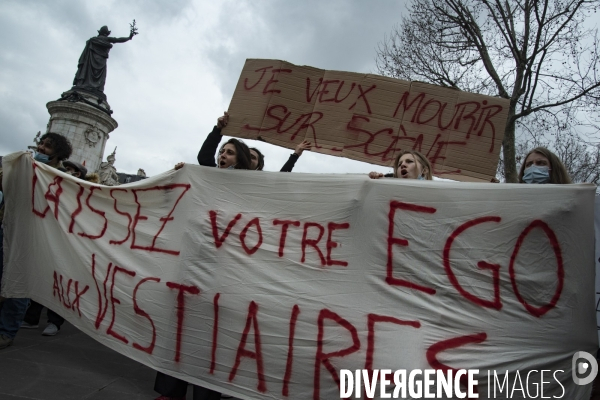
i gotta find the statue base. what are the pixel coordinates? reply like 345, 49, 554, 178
46, 99, 118, 173
58, 88, 113, 115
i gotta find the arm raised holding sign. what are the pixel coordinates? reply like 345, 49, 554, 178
190, 112, 311, 172
176, 113, 251, 171
196, 112, 230, 168
280, 140, 312, 172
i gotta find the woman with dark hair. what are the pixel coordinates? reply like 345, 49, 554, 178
33, 132, 73, 169
164, 114, 311, 399
249, 147, 265, 171
518, 147, 571, 184
163, 121, 254, 400
198, 112, 311, 172
194, 114, 252, 170
175, 135, 252, 173
369, 150, 433, 181
213, 138, 252, 170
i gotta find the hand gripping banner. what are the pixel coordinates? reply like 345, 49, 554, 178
1, 152, 597, 399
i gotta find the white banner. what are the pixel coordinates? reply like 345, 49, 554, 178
595, 196, 600, 345
1, 152, 597, 399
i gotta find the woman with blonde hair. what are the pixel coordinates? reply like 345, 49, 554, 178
369, 150, 433, 180
518, 147, 571, 184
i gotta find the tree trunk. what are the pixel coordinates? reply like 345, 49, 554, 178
502, 106, 518, 182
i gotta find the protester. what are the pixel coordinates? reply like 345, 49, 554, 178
159, 121, 257, 400
519, 149, 589, 396
369, 150, 433, 180
21, 302, 64, 336
249, 147, 265, 170
65, 160, 99, 182
198, 112, 311, 172
21, 160, 89, 336
518, 147, 572, 184
0, 132, 72, 349
169, 113, 309, 400
31, 132, 73, 171
63, 160, 88, 178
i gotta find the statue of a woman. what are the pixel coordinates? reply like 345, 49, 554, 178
72, 25, 135, 94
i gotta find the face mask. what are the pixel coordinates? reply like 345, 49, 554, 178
226, 164, 237, 170
523, 165, 551, 184
417, 175, 425, 180
33, 152, 51, 164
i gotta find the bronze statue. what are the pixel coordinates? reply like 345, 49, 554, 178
72, 21, 138, 95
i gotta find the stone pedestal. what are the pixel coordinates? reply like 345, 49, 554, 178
46, 98, 118, 173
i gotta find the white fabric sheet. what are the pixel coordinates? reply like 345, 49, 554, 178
1, 152, 597, 399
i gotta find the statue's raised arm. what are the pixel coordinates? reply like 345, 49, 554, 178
72, 22, 137, 95
107, 33, 133, 43
108, 20, 138, 43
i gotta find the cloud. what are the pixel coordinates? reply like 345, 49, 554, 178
0, 0, 405, 177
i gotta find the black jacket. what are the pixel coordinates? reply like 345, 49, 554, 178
197, 126, 300, 172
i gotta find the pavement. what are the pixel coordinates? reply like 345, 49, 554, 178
0, 313, 165, 400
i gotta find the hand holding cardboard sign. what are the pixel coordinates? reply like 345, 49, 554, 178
294, 140, 311, 156
217, 112, 229, 129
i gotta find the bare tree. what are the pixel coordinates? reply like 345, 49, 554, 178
376, 0, 600, 182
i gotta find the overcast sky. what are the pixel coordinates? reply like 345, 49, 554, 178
0, 0, 409, 176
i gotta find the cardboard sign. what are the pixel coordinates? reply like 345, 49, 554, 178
1, 152, 597, 399
224, 59, 510, 182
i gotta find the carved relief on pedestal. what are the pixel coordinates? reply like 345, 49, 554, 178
84, 126, 102, 147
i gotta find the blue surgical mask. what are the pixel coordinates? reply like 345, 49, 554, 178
33, 152, 51, 164
523, 165, 551, 184
226, 164, 237, 170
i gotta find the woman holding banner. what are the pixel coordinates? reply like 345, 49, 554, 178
369, 150, 433, 181
162, 120, 258, 400
518, 147, 571, 184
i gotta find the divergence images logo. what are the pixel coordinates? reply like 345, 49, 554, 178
572, 351, 598, 385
